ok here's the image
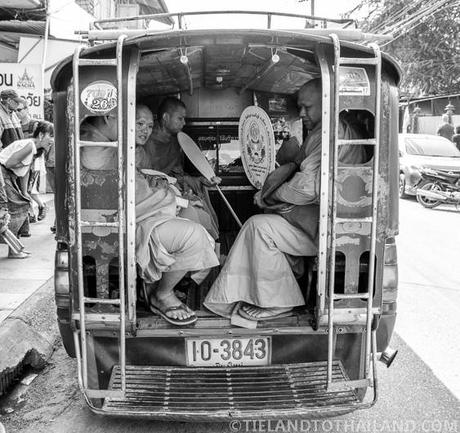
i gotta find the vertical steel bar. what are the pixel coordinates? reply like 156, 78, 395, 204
73, 331, 84, 391
126, 51, 138, 324
326, 34, 341, 388
116, 35, 127, 394
371, 330, 379, 404
316, 46, 331, 318
72, 46, 88, 388
365, 43, 381, 378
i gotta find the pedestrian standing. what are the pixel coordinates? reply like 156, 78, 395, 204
0, 89, 24, 149
436, 114, 454, 141
0, 121, 54, 258
452, 126, 460, 151
0, 89, 28, 235
15, 97, 34, 138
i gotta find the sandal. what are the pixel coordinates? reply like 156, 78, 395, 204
8, 251, 31, 259
142, 283, 197, 326
148, 302, 197, 326
238, 304, 293, 321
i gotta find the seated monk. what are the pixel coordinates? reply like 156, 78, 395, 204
204, 78, 367, 322
138, 97, 220, 240
135, 168, 219, 326
135, 104, 219, 240
80, 107, 219, 325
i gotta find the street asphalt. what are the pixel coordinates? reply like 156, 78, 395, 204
0, 195, 58, 395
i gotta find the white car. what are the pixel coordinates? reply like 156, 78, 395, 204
399, 133, 460, 198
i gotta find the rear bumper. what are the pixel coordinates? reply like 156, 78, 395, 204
75, 329, 379, 419
89, 362, 370, 420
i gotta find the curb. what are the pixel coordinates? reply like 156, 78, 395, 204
0, 278, 59, 395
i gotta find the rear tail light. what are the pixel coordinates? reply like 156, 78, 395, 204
55, 242, 70, 308
382, 238, 398, 303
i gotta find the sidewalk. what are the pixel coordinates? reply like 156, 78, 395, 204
0, 194, 59, 394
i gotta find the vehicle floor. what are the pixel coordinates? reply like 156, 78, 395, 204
135, 301, 316, 330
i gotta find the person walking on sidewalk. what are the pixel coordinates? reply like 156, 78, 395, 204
15, 100, 48, 222
0, 121, 54, 258
28, 143, 49, 222
0, 165, 29, 258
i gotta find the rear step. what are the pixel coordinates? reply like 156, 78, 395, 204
100, 361, 363, 419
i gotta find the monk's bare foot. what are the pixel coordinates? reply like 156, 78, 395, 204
239, 304, 293, 321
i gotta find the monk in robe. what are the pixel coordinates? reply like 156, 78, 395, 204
139, 97, 220, 240
204, 78, 367, 322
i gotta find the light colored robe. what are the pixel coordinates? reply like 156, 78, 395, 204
135, 171, 218, 283
204, 118, 367, 317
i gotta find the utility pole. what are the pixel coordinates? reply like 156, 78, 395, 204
299, 0, 315, 27
299, 0, 315, 16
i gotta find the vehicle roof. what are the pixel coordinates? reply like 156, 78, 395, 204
399, 133, 451, 140
51, 28, 401, 96
399, 133, 459, 154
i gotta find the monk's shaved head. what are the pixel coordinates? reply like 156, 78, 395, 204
297, 78, 322, 130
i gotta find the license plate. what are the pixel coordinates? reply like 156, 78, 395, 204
186, 337, 271, 367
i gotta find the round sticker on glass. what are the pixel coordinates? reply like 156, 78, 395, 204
239, 106, 275, 189
80, 80, 117, 114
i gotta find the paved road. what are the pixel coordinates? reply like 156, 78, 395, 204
396, 197, 460, 398
1, 198, 459, 433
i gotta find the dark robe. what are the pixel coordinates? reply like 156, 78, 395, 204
141, 127, 219, 239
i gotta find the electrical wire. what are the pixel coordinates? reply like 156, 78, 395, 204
357, 0, 456, 41
371, 0, 426, 33
376, 0, 446, 34
383, 0, 451, 35
379, 0, 454, 47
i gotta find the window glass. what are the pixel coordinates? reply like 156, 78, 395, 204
405, 136, 460, 157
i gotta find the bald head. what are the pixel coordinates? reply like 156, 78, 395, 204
298, 78, 322, 130
135, 104, 154, 145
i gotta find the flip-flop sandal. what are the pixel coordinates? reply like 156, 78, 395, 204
7, 251, 31, 259
149, 302, 197, 326
238, 306, 293, 322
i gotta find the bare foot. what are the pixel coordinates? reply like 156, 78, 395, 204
239, 304, 293, 321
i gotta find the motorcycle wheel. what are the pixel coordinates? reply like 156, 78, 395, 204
416, 181, 442, 208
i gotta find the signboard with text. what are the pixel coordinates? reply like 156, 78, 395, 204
0, 63, 44, 120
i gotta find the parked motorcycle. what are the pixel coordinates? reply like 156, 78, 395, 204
416, 168, 460, 208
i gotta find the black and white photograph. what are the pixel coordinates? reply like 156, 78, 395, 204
0, 1, 459, 432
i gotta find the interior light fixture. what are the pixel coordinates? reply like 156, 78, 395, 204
179, 48, 188, 64
271, 48, 280, 64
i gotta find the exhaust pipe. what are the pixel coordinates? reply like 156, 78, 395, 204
378, 347, 398, 368
416, 189, 446, 200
